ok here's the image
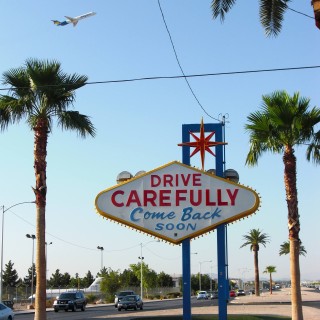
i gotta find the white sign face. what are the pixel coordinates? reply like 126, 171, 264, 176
95, 161, 260, 244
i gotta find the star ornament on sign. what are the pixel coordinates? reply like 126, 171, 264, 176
178, 119, 227, 170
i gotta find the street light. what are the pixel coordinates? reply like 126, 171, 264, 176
139, 240, 159, 300
199, 260, 212, 291
45, 241, 52, 285
97, 246, 104, 271
138, 254, 144, 300
239, 267, 250, 290
0, 201, 35, 302
26, 234, 36, 305
210, 264, 217, 291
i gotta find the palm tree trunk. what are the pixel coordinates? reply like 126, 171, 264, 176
290, 239, 303, 319
33, 119, 48, 320
269, 273, 272, 294
283, 146, 303, 320
253, 249, 260, 297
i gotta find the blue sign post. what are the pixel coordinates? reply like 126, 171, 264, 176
181, 122, 228, 320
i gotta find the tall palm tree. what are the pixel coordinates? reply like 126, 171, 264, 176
263, 265, 277, 294
245, 90, 320, 320
0, 58, 96, 320
211, 0, 320, 36
279, 241, 307, 256
240, 229, 270, 297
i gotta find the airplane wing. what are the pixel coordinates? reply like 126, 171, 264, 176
65, 16, 79, 27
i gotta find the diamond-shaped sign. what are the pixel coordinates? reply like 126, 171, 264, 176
95, 161, 260, 244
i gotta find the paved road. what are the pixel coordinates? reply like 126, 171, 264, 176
14, 287, 320, 319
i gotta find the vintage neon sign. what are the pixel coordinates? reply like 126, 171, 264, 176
95, 161, 260, 244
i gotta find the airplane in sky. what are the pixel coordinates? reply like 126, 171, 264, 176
52, 12, 96, 27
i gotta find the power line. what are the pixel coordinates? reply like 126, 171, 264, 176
7, 207, 139, 253
84, 65, 320, 84
1, 65, 319, 91
157, 0, 218, 121
288, 6, 315, 20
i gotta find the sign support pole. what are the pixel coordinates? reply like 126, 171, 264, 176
181, 122, 228, 320
214, 123, 228, 320
182, 239, 191, 320
217, 224, 228, 319
182, 124, 192, 320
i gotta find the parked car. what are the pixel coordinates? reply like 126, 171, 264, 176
229, 290, 236, 297
53, 291, 87, 312
114, 290, 136, 308
0, 302, 14, 319
196, 291, 208, 300
2, 301, 13, 309
237, 289, 246, 296
117, 295, 143, 311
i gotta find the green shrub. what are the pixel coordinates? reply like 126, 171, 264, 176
85, 294, 97, 303
104, 293, 115, 303
167, 292, 181, 298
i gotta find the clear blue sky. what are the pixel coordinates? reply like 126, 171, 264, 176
0, 1, 319, 283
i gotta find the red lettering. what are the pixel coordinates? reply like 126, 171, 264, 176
190, 189, 202, 206
143, 190, 157, 206
159, 190, 171, 206
205, 189, 216, 206
193, 173, 201, 186
126, 190, 141, 206
181, 174, 191, 186
151, 175, 161, 187
111, 190, 124, 207
163, 174, 173, 187
176, 190, 187, 206
227, 189, 238, 205
217, 189, 228, 206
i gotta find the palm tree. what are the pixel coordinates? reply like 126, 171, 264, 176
240, 229, 270, 297
279, 241, 307, 257
0, 58, 96, 320
263, 266, 277, 294
245, 90, 320, 320
211, 0, 320, 36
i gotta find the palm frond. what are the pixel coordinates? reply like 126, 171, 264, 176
279, 241, 290, 256
259, 0, 289, 37
0, 58, 95, 138
240, 229, 270, 250
263, 265, 277, 274
306, 130, 320, 164
0, 95, 30, 130
57, 111, 96, 138
211, 0, 237, 21
279, 240, 307, 256
245, 90, 320, 166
